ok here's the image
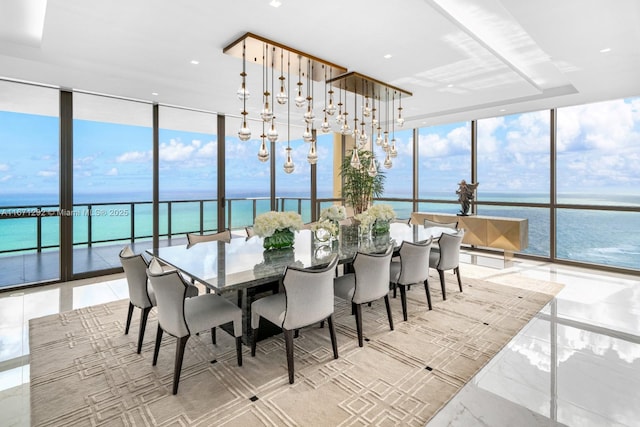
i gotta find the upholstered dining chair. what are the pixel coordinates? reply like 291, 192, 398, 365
429, 229, 465, 301
334, 245, 394, 347
423, 218, 458, 229
186, 229, 232, 246
146, 258, 243, 395
250, 255, 339, 384
389, 238, 434, 321
119, 246, 198, 354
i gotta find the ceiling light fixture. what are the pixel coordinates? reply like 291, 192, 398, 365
383, 54, 392, 59
190, 60, 200, 65
599, 47, 611, 53
269, 0, 282, 8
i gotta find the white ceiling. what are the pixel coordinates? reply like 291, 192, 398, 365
0, 0, 639, 130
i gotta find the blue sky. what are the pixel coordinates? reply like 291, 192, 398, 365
1, 97, 639, 205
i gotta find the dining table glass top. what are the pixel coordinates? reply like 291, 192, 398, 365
147, 222, 455, 294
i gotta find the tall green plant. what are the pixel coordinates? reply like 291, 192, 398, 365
340, 149, 385, 215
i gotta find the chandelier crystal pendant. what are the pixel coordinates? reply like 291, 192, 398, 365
267, 116, 278, 142
276, 49, 287, 105
237, 40, 251, 141
307, 138, 318, 164
396, 93, 405, 127
390, 91, 398, 159
367, 120, 378, 177
258, 136, 270, 162
283, 146, 295, 174
294, 57, 306, 108
321, 110, 331, 133
260, 45, 273, 122
350, 146, 361, 169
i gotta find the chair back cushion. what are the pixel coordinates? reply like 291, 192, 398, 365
437, 229, 464, 270
424, 218, 458, 229
281, 256, 338, 330
397, 238, 433, 285
119, 246, 153, 309
352, 245, 394, 304
147, 259, 190, 338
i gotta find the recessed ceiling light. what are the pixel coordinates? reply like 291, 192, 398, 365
599, 47, 611, 53
383, 54, 392, 59
269, 0, 282, 7
499, 109, 506, 112
447, 84, 454, 88
152, 92, 159, 96
190, 60, 200, 65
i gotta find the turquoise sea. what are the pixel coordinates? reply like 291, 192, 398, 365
1, 192, 638, 271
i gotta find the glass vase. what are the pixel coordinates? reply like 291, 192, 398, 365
263, 228, 295, 250
371, 219, 390, 237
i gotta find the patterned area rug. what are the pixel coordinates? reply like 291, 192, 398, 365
30, 275, 562, 426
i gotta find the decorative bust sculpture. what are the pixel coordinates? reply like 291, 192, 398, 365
456, 180, 479, 216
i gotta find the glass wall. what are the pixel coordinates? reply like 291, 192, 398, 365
276, 136, 312, 222
556, 97, 640, 266
417, 121, 471, 214
72, 93, 153, 274
225, 117, 271, 229
476, 111, 550, 256
159, 107, 217, 241
0, 81, 60, 287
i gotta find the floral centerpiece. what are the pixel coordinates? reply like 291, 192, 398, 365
316, 205, 346, 240
355, 204, 396, 236
311, 220, 339, 242
253, 211, 304, 250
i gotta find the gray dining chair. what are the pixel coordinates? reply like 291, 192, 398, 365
146, 258, 243, 395
119, 246, 198, 354
389, 238, 434, 321
250, 255, 339, 384
334, 245, 394, 347
429, 229, 465, 300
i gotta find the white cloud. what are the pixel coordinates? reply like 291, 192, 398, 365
0, 175, 12, 182
106, 168, 118, 176
0, 164, 9, 171
197, 141, 217, 158
37, 170, 56, 177
117, 151, 150, 162
159, 138, 199, 162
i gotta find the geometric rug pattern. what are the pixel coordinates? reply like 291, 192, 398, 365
30, 275, 562, 426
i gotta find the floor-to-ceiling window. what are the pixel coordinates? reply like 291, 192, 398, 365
556, 97, 640, 269
0, 81, 60, 287
477, 111, 551, 256
417, 121, 471, 214
377, 128, 414, 219
225, 117, 271, 230
72, 93, 152, 274
158, 106, 217, 241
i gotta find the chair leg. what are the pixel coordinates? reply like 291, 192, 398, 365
251, 326, 259, 357
424, 279, 433, 310
319, 320, 325, 328
455, 267, 463, 292
351, 302, 356, 315
384, 295, 394, 331
392, 282, 397, 298
438, 270, 447, 300
294, 329, 300, 338
211, 327, 216, 345
327, 315, 339, 359
152, 325, 164, 366
137, 307, 152, 354
399, 285, 408, 321
125, 302, 134, 335
284, 329, 295, 384
354, 303, 363, 347
235, 336, 243, 367
172, 336, 189, 395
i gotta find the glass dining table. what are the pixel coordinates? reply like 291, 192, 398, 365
146, 222, 453, 342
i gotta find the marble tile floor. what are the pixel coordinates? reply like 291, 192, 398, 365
1, 252, 638, 427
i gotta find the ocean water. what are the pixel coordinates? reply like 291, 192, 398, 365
0, 193, 638, 270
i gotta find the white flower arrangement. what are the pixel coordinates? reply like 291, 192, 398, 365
355, 204, 396, 233
366, 204, 396, 222
311, 219, 339, 237
253, 211, 304, 238
319, 205, 347, 222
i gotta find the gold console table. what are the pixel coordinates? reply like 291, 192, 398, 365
410, 212, 528, 260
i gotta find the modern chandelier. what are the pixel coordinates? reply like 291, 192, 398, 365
223, 33, 412, 173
